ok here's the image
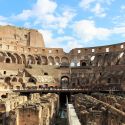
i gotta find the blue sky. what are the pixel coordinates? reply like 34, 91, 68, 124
0, 0, 125, 52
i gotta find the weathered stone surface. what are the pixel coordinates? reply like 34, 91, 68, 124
1, 25, 125, 125
72, 94, 125, 125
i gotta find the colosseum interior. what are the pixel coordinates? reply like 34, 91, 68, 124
0, 25, 125, 125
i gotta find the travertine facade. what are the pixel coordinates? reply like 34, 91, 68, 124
0, 25, 125, 90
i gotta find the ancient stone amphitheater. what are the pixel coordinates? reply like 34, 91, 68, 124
0, 25, 125, 125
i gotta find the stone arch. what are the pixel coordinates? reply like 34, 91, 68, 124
41, 56, 48, 65
70, 59, 77, 67
107, 77, 111, 83
20, 54, 26, 65
5, 57, 11, 63
61, 57, 69, 64
61, 76, 69, 88
28, 77, 37, 84
7, 52, 16, 63
48, 56, 55, 65
13, 53, 22, 64
34, 55, 41, 65
12, 77, 17, 82
81, 62, 86, 66
0, 51, 7, 56
94, 54, 104, 66
103, 54, 111, 66
55, 56, 60, 65
18, 78, 23, 83
27, 55, 36, 64
4, 77, 11, 83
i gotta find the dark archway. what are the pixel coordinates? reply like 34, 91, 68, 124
12, 77, 17, 82
18, 78, 23, 83
4, 77, 11, 83
61, 76, 69, 89
81, 62, 86, 66
28, 77, 37, 84
41, 56, 48, 65
5, 58, 11, 63
107, 78, 111, 83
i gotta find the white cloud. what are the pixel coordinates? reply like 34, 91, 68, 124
121, 5, 125, 11
14, 10, 32, 21
39, 29, 82, 52
91, 3, 106, 17
79, 0, 96, 9
79, 0, 114, 17
67, 41, 83, 50
33, 0, 57, 16
39, 29, 53, 44
13, 0, 76, 32
112, 27, 125, 37
74, 20, 111, 42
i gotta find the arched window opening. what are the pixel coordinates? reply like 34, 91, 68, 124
61, 76, 69, 89
3, 71, 6, 74
18, 78, 23, 83
81, 62, 86, 66
4, 77, 11, 83
12, 77, 17, 82
41, 56, 48, 65
48, 56, 55, 65
14, 53, 22, 64
28, 77, 37, 84
61, 57, 69, 64
6, 58, 11, 63
107, 78, 111, 83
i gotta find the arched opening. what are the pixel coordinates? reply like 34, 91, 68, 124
97, 55, 103, 66
70, 59, 76, 67
61, 57, 69, 65
5, 58, 11, 63
81, 62, 86, 66
18, 78, 23, 83
55, 56, 60, 65
7, 52, 16, 63
107, 78, 111, 83
35, 55, 41, 65
4, 77, 11, 83
1, 94, 7, 98
21, 54, 26, 64
41, 56, 48, 65
104, 54, 111, 66
13, 53, 22, 64
12, 77, 17, 82
61, 76, 69, 89
48, 56, 55, 65
28, 77, 37, 84
27, 55, 35, 65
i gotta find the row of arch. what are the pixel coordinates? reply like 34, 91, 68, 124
70, 51, 125, 67
1, 51, 125, 67
0, 51, 69, 65
90, 51, 125, 66
4, 77, 23, 84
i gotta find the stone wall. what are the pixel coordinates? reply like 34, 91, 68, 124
0, 25, 45, 48
0, 93, 59, 125
72, 93, 125, 125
